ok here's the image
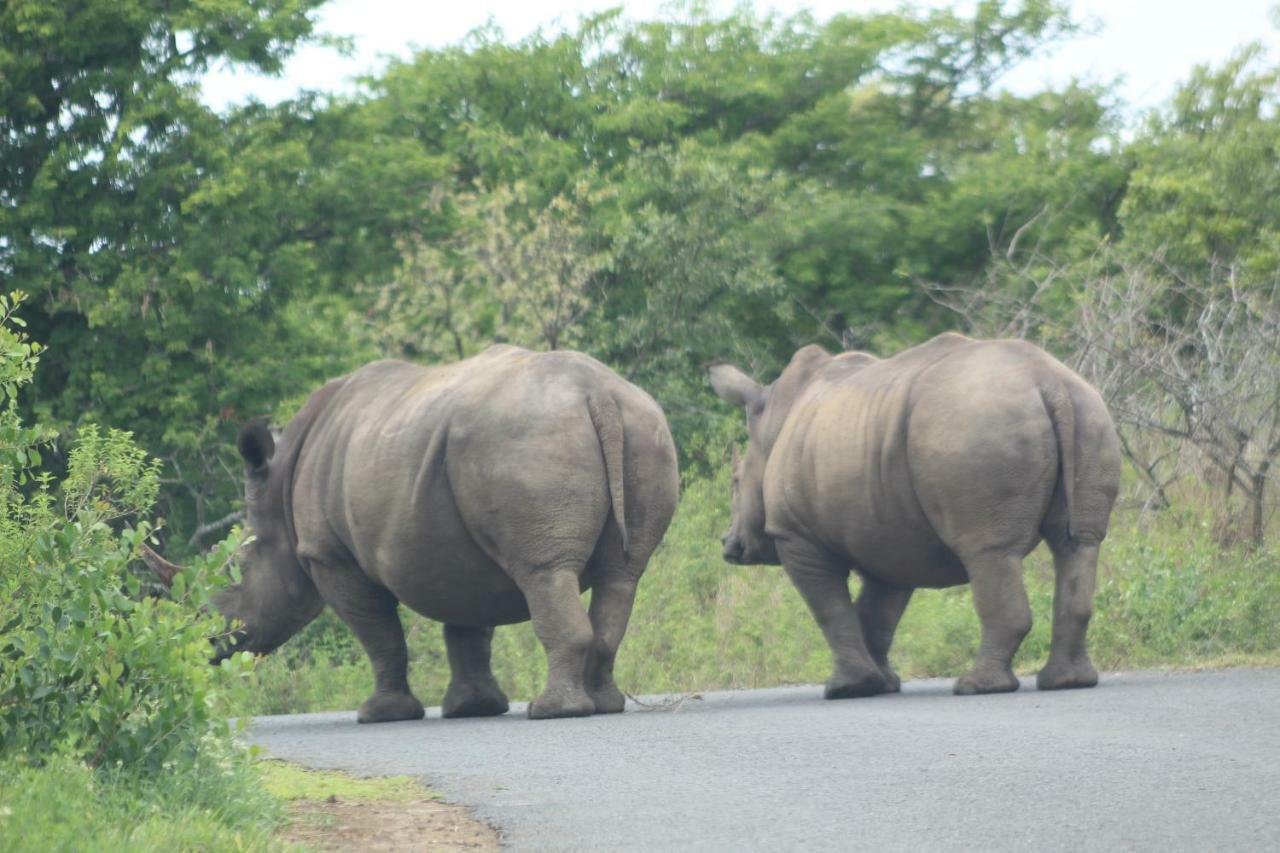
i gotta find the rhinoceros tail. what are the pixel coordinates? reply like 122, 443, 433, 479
1040, 379, 1079, 543
588, 392, 629, 556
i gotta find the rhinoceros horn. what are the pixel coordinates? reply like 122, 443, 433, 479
140, 542, 183, 588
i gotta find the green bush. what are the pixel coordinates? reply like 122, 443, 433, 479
0, 289, 259, 794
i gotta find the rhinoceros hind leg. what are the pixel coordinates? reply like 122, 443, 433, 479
585, 569, 640, 714
442, 624, 510, 718
780, 541, 889, 700
519, 565, 597, 720
955, 551, 1031, 696
854, 576, 913, 693
1037, 540, 1100, 691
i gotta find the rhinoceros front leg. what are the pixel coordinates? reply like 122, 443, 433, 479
854, 577, 913, 693
517, 565, 597, 719
442, 624, 510, 718
312, 562, 425, 724
955, 551, 1032, 695
780, 541, 888, 699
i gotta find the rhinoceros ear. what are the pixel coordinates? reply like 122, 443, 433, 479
708, 363, 764, 410
237, 418, 275, 474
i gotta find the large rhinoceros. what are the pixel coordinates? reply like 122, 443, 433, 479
146, 345, 679, 722
708, 333, 1121, 698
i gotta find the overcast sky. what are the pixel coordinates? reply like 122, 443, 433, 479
201, 0, 1279, 118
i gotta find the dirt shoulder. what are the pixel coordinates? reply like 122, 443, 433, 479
261, 760, 499, 851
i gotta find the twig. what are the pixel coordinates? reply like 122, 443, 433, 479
625, 692, 703, 712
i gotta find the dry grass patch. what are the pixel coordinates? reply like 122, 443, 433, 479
260, 760, 499, 851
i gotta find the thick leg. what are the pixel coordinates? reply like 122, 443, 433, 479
955, 552, 1032, 695
441, 624, 510, 718
312, 564, 425, 723
854, 577, 913, 693
1037, 541, 1100, 690
585, 574, 638, 714
518, 565, 597, 719
780, 541, 887, 699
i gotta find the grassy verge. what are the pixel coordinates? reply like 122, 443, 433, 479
234, 471, 1280, 716
0, 747, 282, 853
260, 761, 429, 803
261, 761, 499, 851
0, 758, 481, 853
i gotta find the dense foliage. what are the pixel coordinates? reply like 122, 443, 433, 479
1, 0, 1152, 546
0, 293, 278, 846
0, 295, 253, 767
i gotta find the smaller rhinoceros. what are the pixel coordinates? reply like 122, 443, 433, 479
709, 333, 1121, 698
146, 346, 679, 722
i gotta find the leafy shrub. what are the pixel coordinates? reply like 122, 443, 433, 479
0, 292, 255, 775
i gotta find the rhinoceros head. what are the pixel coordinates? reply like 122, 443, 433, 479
709, 346, 838, 566
707, 363, 780, 566
143, 419, 322, 662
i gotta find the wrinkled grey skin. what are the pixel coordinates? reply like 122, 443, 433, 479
710, 333, 1121, 698
212, 345, 679, 722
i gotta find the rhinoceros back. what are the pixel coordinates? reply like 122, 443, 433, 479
762, 334, 1118, 589
285, 347, 675, 626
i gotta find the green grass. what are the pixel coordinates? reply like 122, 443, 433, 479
0, 748, 284, 853
0, 757, 442, 853
234, 470, 1280, 716
259, 760, 434, 803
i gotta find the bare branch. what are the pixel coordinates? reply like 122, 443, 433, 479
187, 510, 244, 548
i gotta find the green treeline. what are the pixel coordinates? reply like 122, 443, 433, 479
13, 0, 1278, 548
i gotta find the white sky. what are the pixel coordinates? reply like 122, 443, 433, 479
201, 0, 1280, 118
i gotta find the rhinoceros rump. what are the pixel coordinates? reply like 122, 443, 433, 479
709, 333, 1121, 698
152, 345, 679, 722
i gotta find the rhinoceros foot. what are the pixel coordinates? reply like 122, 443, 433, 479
527, 687, 596, 720
442, 679, 510, 718
1036, 657, 1099, 691
954, 666, 1020, 696
823, 667, 888, 700
586, 681, 626, 714
357, 691, 426, 724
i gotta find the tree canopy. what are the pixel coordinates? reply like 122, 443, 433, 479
3, 0, 1276, 546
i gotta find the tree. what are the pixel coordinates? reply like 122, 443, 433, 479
369, 180, 610, 359
1, 2, 448, 546
1121, 45, 1280, 285
594, 143, 789, 447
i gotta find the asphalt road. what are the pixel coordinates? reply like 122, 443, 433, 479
250, 668, 1280, 851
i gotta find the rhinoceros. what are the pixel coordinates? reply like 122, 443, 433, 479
145, 345, 679, 722
708, 333, 1121, 698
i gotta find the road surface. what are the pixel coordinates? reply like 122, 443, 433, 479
250, 668, 1280, 851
